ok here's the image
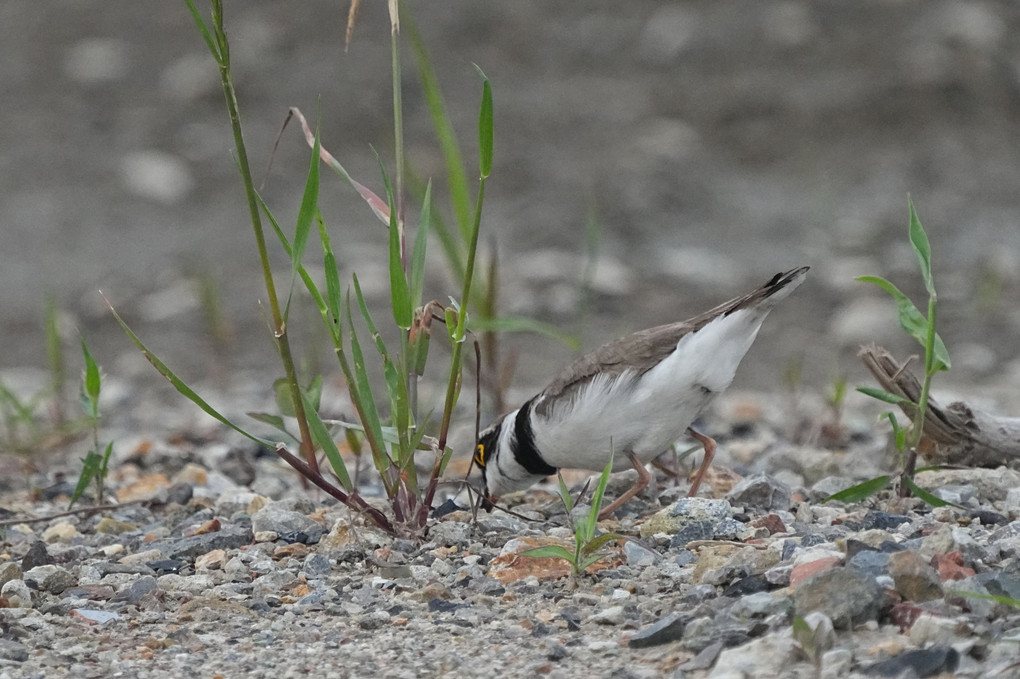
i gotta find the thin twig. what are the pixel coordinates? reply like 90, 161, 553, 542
0, 498, 147, 528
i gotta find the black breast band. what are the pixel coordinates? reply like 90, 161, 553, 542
513, 399, 557, 477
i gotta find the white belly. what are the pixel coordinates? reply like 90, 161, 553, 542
531, 306, 765, 472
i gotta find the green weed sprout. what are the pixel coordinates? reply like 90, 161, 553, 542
0, 302, 68, 455
520, 454, 623, 576
70, 338, 113, 507
827, 199, 953, 505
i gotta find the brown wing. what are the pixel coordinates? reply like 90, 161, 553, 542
533, 266, 808, 417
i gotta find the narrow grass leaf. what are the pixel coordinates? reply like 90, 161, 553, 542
907, 199, 935, 296
857, 275, 949, 365
290, 107, 391, 226
343, 289, 392, 482
105, 297, 276, 448
947, 590, 1020, 609
405, 14, 472, 237
886, 412, 907, 450
45, 300, 64, 396
70, 450, 102, 507
80, 338, 101, 418
273, 377, 297, 417
301, 390, 353, 491
469, 315, 581, 350
381, 168, 412, 329
475, 66, 493, 178
292, 126, 321, 268
285, 124, 321, 321
857, 387, 914, 405
589, 452, 615, 526
184, 0, 221, 63
0, 383, 35, 423
556, 473, 574, 513
857, 275, 928, 339
306, 374, 324, 412
581, 532, 622, 556
410, 181, 432, 307
520, 545, 575, 563
353, 275, 407, 436
246, 412, 290, 436
901, 475, 960, 509
823, 475, 891, 503
257, 193, 333, 331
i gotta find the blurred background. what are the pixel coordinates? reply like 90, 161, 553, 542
3, 0, 1020, 414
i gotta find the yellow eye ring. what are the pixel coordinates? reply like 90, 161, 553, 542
473, 443, 486, 468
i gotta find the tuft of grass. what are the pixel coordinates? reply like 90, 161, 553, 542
520, 453, 623, 576
105, 0, 528, 538
827, 198, 954, 506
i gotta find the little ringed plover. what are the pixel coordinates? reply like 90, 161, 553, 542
473, 266, 809, 518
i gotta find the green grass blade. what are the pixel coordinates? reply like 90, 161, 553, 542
353, 274, 408, 438
342, 289, 393, 486
823, 475, 891, 503
857, 275, 927, 339
556, 472, 574, 513
246, 411, 292, 437
404, 10, 472, 237
290, 107, 392, 226
286, 123, 321, 322
105, 297, 276, 448
588, 451, 615, 526
581, 532, 622, 556
0, 382, 35, 424
469, 315, 581, 350
475, 66, 493, 178
856, 387, 914, 405
520, 545, 576, 563
70, 450, 102, 507
259, 193, 340, 346
184, 0, 221, 63
907, 198, 934, 296
856, 275, 950, 367
947, 590, 1020, 609
901, 475, 960, 509
79, 338, 101, 419
383, 182, 412, 330
301, 390, 353, 491
410, 181, 432, 307
45, 299, 65, 402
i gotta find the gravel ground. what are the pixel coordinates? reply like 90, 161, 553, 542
1, 387, 1019, 679
5, 3, 1020, 677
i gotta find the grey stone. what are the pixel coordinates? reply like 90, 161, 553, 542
793, 566, 887, 629
20, 541, 52, 570
863, 646, 959, 677
428, 521, 472, 547
726, 473, 792, 511
627, 612, 687, 648
149, 523, 253, 560
23, 564, 75, 594
1, 579, 32, 608
251, 505, 325, 544
0, 638, 29, 662
0, 561, 23, 587
111, 575, 159, 604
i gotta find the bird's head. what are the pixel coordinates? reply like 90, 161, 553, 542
473, 421, 503, 511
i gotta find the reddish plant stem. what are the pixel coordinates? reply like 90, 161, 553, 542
273, 444, 395, 534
